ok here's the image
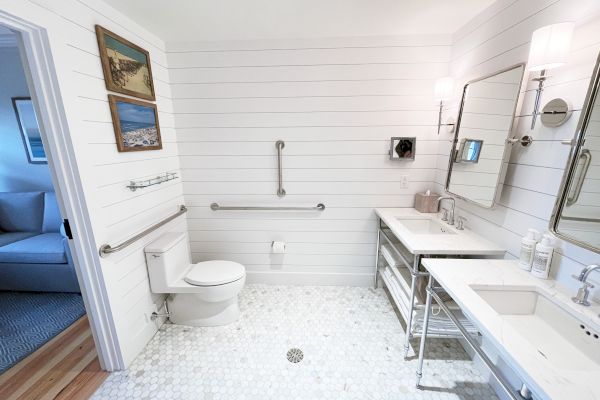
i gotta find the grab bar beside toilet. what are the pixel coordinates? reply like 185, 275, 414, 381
99, 205, 188, 257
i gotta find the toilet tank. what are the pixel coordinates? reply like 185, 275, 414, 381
144, 232, 191, 293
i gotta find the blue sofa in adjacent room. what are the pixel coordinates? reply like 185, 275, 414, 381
0, 192, 79, 293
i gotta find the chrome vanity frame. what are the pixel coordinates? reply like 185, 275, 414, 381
416, 276, 530, 400
374, 219, 485, 358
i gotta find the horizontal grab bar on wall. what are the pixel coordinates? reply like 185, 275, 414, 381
99, 205, 188, 257
210, 203, 325, 211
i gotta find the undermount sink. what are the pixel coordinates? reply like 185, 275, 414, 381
395, 218, 457, 235
471, 285, 600, 371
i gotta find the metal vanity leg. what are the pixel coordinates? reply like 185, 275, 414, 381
403, 254, 421, 358
374, 225, 381, 288
416, 275, 434, 388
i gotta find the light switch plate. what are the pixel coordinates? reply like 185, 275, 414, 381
400, 175, 409, 189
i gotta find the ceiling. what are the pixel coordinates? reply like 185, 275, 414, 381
102, 0, 496, 43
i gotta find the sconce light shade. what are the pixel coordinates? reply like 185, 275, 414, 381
434, 77, 454, 102
527, 22, 575, 71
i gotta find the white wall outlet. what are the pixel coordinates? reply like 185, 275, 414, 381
400, 175, 409, 189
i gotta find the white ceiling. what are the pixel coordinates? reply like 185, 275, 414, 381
102, 0, 496, 43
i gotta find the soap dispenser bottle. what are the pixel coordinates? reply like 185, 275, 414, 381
518, 229, 539, 271
531, 234, 554, 279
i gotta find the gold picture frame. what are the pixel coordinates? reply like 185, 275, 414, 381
96, 25, 156, 101
108, 95, 162, 152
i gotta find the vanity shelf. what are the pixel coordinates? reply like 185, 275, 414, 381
126, 172, 178, 192
374, 208, 505, 357
379, 247, 478, 338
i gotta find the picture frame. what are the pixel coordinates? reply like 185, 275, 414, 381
108, 95, 162, 152
95, 25, 156, 101
12, 97, 47, 164
389, 137, 416, 160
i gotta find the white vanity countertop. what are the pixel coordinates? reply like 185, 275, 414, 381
374, 208, 505, 255
422, 258, 600, 400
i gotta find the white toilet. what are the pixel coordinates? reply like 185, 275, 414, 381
144, 232, 246, 327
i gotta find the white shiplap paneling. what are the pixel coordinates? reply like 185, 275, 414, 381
168, 36, 451, 285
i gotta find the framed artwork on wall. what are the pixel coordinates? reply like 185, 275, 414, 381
95, 25, 156, 101
108, 95, 162, 152
12, 97, 47, 164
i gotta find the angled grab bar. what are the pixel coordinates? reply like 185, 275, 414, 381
99, 205, 187, 257
210, 203, 325, 211
276, 140, 286, 197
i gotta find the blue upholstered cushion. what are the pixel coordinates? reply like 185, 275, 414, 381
0, 233, 67, 264
0, 232, 37, 247
42, 192, 63, 233
0, 192, 44, 233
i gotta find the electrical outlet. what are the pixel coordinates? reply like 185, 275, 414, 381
400, 175, 409, 189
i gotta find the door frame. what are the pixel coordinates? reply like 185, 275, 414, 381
0, 11, 123, 370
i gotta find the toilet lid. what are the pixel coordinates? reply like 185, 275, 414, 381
184, 260, 245, 286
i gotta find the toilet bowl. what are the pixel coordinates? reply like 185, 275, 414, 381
144, 232, 245, 327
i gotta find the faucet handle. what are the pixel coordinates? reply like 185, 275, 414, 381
456, 216, 467, 230
441, 208, 449, 221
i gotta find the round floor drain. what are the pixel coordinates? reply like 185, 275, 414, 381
286, 348, 304, 363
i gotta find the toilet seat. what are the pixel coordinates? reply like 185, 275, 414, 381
184, 260, 245, 286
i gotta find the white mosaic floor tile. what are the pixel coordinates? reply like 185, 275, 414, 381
92, 285, 498, 400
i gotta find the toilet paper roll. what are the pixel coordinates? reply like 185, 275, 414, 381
272, 241, 286, 254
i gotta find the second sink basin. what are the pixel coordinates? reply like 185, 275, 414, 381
471, 285, 600, 372
395, 218, 456, 235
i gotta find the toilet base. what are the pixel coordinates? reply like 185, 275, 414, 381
167, 293, 240, 327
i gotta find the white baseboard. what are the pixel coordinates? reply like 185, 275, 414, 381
245, 271, 374, 287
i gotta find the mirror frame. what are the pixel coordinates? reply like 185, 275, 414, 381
550, 52, 600, 254
445, 63, 526, 208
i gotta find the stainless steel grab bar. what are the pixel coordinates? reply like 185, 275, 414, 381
99, 205, 187, 257
567, 149, 592, 206
211, 203, 325, 211
276, 140, 286, 197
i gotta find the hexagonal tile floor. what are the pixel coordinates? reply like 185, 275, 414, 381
92, 285, 497, 399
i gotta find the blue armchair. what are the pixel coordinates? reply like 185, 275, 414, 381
0, 192, 79, 293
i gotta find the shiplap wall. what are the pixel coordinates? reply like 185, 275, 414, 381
435, 0, 600, 300
1, 0, 185, 367
167, 35, 451, 286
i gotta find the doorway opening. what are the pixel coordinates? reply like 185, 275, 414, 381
0, 22, 112, 398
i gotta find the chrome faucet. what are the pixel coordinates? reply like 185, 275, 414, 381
436, 197, 455, 225
572, 264, 599, 307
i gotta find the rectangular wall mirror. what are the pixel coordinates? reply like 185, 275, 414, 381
445, 64, 525, 208
551, 52, 600, 253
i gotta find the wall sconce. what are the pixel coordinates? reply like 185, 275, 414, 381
527, 22, 575, 129
434, 76, 455, 135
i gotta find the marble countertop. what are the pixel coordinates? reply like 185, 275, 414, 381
422, 258, 600, 400
374, 208, 505, 256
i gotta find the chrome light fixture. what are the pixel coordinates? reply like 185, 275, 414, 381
434, 76, 454, 134
527, 22, 575, 129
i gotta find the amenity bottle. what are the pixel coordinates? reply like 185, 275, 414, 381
531, 234, 554, 279
518, 229, 539, 271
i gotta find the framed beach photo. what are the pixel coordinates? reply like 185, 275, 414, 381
108, 95, 162, 152
12, 97, 47, 164
96, 25, 156, 101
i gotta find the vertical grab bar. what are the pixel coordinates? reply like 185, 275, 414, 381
276, 140, 286, 197
567, 149, 592, 206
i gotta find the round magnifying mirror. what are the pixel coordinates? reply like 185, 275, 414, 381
541, 98, 572, 127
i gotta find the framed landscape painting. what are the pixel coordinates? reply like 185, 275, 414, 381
96, 25, 156, 101
108, 95, 162, 152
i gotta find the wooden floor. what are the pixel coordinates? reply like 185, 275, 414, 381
0, 316, 109, 400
